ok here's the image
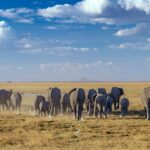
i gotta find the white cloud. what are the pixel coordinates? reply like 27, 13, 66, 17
37, 0, 111, 24
109, 42, 150, 50
118, 0, 150, 14
115, 24, 147, 37
40, 60, 113, 71
90, 17, 115, 25
147, 38, 150, 42
14, 37, 98, 55
76, 0, 110, 16
46, 26, 58, 30
0, 21, 11, 39
0, 8, 34, 23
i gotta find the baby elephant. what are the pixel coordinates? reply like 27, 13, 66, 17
39, 101, 50, 117
94, 94, 107, 118
34, 95, 45, 115
61, 93, 72, 114
120, 97, 129, 118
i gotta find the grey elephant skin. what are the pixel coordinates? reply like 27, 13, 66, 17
120, 97, 129, 118
111, 87, 124, 110
61, 93, 72, 114
85, 89, 97, 116
48, 87, 61, 116
141, 87, 150, 120
106, 93, 113, 113
34, 95, 45, 115
11, 92, 22, 111
0, 89, 12, 111
98, 88, 107, 96
69, 88, 85, 120
94, 94, 107, 118
39, 101, 50, 116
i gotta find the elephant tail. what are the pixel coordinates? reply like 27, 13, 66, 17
69, 88, 77, 95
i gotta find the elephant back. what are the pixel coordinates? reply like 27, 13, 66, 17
51, 88, 61, 99
61, 93, 70, 104
107, 94, 113, 104
111, 87, 120, 98
88, 89, 97, 101
35, 95, 45, 107
118, 88, 124, 95
121, 98, 129, 107
95, 94, 107, 106
98, 88, 107, 96
77, 88, 85, 104
0, 89, 12, 102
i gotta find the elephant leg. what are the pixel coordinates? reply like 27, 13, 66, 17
103, 106, 107, 118
144, 107, 147, 119
100, 105, 103, 118
50, 104, 54, 116
146, 107, 150, 120
94, 105, 98, 117
78, 104, 83, 120
5, 102, 9, 110
120, 107, 125, 118
38, 109, 40, 116
61, 103, 64, 114
55, 105, 57, 115
114, 101, 116, 110
74, 106, 77, 120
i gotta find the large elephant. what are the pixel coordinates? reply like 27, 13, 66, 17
60, 93, 72, 114
48, 87, 61, 116
34, 95, 45, 115
111, 87, 124, 110
85, 89, 97, 116
120, 97, 129, 118
141, 87, 150, 120
11, 92, 22, 113
69, 88, 85, 120
94, 94, 107, 118
0, 89, 12, 111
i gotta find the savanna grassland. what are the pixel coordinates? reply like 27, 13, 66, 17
0, 82, 150, 150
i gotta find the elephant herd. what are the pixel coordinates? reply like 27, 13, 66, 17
0, 86, 150, 120
34, 87, 129, 120
0, 89, 22, 113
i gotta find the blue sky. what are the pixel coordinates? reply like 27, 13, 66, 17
0, 0, 150, 82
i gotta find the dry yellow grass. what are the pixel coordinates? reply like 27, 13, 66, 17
0, 82, 150, 150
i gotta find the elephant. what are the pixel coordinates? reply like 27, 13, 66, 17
11, 92, 22, 113
141, 87, 150, 120
111, 87, 124, 110
48, 87, 61, 116
94, 94, 107, 118
98, 88, 107, 96
60, 93, 72, 114
85, 89, 97, 116
120, 97, 129, 118
34, 95, 45, 115
69, 88, 85, 120
0, 89, 12, 111
106, 93, 113, 113
39, 101, 50, 117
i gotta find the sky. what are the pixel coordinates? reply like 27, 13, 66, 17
0, 0, 150, 82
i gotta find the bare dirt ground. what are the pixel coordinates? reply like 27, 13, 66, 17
0, 82, 150, 150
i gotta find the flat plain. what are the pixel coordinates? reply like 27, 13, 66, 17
0, 82, 150, 150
